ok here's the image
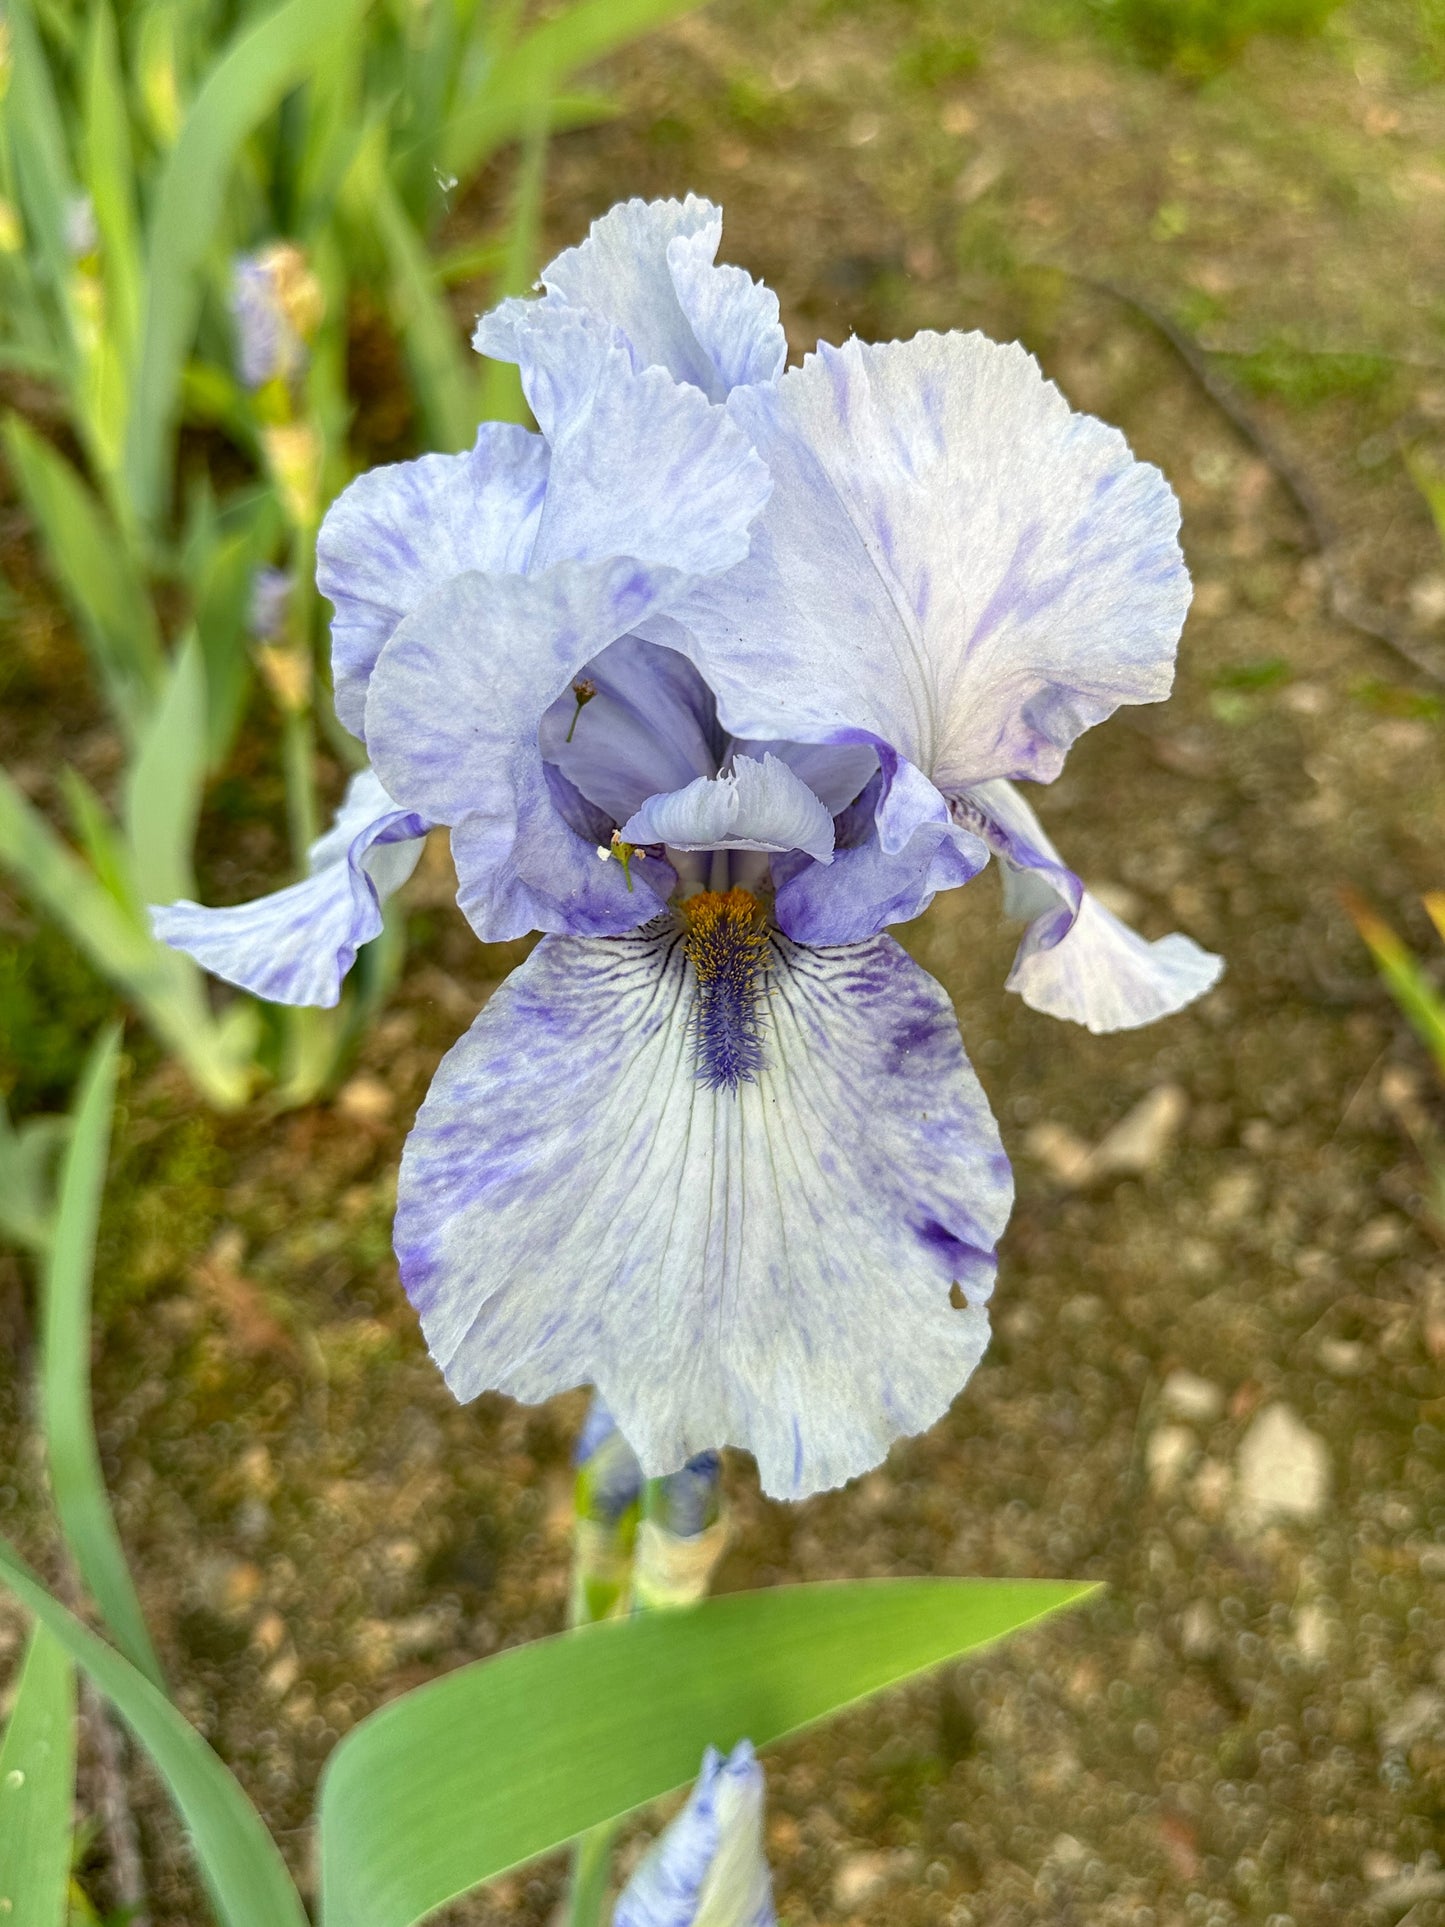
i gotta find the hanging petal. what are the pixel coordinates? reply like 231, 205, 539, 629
474, 195, 785, 403
613, 1742, 776, 1927
621, 755, 835, 863
682, 333, 1189, 794
395, 920, 1010, 1500
960, 778, 1222, 1033
316, 422, 548, 737
150, 769, 427, 1007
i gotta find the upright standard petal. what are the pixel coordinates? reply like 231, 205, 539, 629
366, 354, 769, 941
959, 778, 1222, 1033
395, 917, 1010, 1500
316, 422, 548, 737
150, 769, 427, 1007
621, 755, 836, 863
474, 195, 785, 402
520, 313, 770, 575
613, 1742, 776, 1927
685, 333, 1190, 790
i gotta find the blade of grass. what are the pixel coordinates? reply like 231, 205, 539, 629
319, 1577, 1096, 1927
82, 0, 143, 390
2, 416, 163, 740
0, 767, 254, 1109
357, 136, 478, 450
0, 1538, 310, 1927
476, 105, 548, 426
124, 633, 207, 905
41, 1027, 165, 1689
123, 0, 374, 531
0, 1624, 76, 1927
437, 0, 702, 180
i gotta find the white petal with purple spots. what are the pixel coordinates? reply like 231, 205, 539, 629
683, 333, 1190, 792
395, 922, 1009, 1499
963, 778, 1222, 1033
474, 195, 785, 402
150, 769, 427, 1008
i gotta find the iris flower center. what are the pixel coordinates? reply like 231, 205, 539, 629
679, 888, 771, 1091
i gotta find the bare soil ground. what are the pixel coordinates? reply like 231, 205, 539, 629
3, 3, 1444, 1923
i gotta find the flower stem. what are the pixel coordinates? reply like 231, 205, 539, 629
565, 1820, 620, 1927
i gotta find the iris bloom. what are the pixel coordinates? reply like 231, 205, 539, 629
612, 1741, 775, 1927
155, 198, 1219, 1500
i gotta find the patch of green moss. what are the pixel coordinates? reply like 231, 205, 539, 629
1221, 344, 1394, 407
1084, 0, 1347, 78
97, 1115, 227, 1316
0, 925, 117, 1115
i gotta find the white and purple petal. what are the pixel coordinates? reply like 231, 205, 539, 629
475, 195, 785, 403
621, 755, 835, 863
540, 635, 720, 827
961, 778, 1222, 1033
366, 564, 681, 940
774, 776, 987, 945
683, 333, 1189, 792
613, 1741, 775, 1927
150, 769, 427, 1008
316, 422, 548, 738
395, 920, 1009, 1500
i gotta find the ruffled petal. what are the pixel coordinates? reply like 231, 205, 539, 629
474, 195, 785, 403
961, 778, 1223, 1033
731, 738, 876, 814
395, 920, 1010, 1500
774, 774, 986, 945
150, 769, 427, 1007
613, 1742, 776, 1927
521, 311, 770, 575
621, 754, 835, 863
684, 333, 1189, 789
316, 423, 547, 737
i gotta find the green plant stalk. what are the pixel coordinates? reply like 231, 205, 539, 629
42, 1027, 166, 1689
0, 1623, 75, 1927
478, 107, 550, 427
283, 703, 320, 866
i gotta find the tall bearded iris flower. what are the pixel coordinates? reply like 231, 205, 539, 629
155, 197, 1219, 1500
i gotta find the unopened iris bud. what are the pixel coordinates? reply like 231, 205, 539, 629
262, 420, 322, 531
231, 242, 324, 392
633, 1451, 728, 1613
612, 1740, 776, 1927
572, 1395, 643, 1624
248, 566, 293, 645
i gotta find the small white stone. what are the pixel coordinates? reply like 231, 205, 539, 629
1382, 1688, 1445, 1752
1147, 1425, 1196, 1495
1293, 1601, 1331, 1663
1088, 1083, 1189, 1177
832, 1850, 899, 1910
1318, 1337, 1367, 1376
1234, 1404, 1330, 1531
1180, 1598, 1218, 1659
1161, 1369, 1224, 1424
